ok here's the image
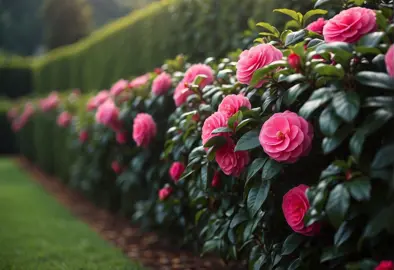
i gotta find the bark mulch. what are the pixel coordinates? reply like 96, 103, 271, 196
16, 157, 245, 270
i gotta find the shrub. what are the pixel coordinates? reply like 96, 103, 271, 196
11, 0, 394, 268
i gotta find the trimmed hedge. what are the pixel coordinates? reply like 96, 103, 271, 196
31, 0, 311, 94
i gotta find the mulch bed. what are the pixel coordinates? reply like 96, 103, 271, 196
16, 157, 244, 270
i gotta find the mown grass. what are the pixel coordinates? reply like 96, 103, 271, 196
0, 159, 145, 270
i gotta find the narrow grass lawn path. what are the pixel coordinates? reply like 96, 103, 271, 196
0, 159, 145, 270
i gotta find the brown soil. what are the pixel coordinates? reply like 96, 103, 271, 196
16, 157, 245, 270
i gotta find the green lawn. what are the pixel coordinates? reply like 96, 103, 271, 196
0, 159, 145, 270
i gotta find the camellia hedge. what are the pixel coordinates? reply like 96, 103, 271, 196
9, 0, 394, 269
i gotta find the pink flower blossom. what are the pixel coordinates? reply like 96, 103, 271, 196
218, 94, 251, 118
169, 162, 185, 182
375, 261, 394, 270
79, 130, 89, 143
306, 18, 326, 35
111, 161, 123, 175
40, 92, 59, 112
110, 79, 128, 96
259, 111, 313, 163
13, 103, 35, 131
173, 81, 193, 107
132, 113, 157, 147
183, 64, 214, 88
57, 111, 72, 128
236, 44, 283, 87
129, 74, 150, 88
152, 72, 172, 95
282, 185, 321, 236
159, 186, 173, 201
211, 171, 221, 188
323, 7, 376, 43
215, 139, 249, 177
385, 44, 394, 77
201, 112, 230, 146
116, 132, 127, 144
288, 53, 302, 71
95, 100, 121, 131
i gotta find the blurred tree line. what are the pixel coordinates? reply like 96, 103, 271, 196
0, 0, 159, 56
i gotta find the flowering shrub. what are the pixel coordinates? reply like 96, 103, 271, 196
10, 0, 394, 268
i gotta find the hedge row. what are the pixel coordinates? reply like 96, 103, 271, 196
31, 0, 311, 94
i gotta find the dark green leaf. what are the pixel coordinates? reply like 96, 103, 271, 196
247, 158, 267, 181
247, 181, 271, 217
314, 0, 339, 8
201, 164, 208, 190
332, 91, 360, 122
346, 259, 377, 270
235, 130, 260, 151
345, 178, 371, 201
371, 143, 394, 169
314, 63, 345, 78
250, 60, 287, 87
288, 258, 301, 270
285, 30, 308, 47
334, 221, 353, 247
212, 127, 233, 134
356, 71, 394, 90
253, 254, 266, 270
230, 212, 249, 229
326, 184, 350, 228
319, 105, 342, 136
203, 135, 227, 148
299, 86, 334, 119
202, 239, 219, 254
320, 246, 347, 262
236, 118, 258, 132
261, 159, 282, 180
363, 207, 393, 238
282, 233, 304, 255
284, 83, 310, 105
322, 124, 353, 154
228, 111, 243, 129
358, 32, 385, 47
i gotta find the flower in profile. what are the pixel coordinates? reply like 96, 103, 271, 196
110, 79, 128, 96
57, 111, 73, 128
259, 111, 313, 163
375, 261, 394, 270
282, 185, 321, 236
173, 81, 193, 107
95, 99, 121, 131
159, 186, 173, 201
183, 64, 214, 88
129, 74, 150, 88
218, 94, 251, 118
306, 18, 326, 35
211, 171, 221, 188
323, 7, 376, 43
215, 138, 249, 177
132, 113, 157, 147
236, 44, 283, 87
169, 162, 185, 182
79, 130, 89, 143
111, 161, 123, 175
201, 112, 230, 146
385, 44, 394, 77
152, 72, 172, 95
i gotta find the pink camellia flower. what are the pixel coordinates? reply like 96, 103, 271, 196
95, 99, 121, 131
94, 90, 110, 107
169, 162, 185, 182
86, 97, 96, 111
282, 184, 321, 236
110, 79, 128, 96
129, 74, 150, 88
385, 44, 394, 77
159, 186, 173, 201
79, 130, 89, 143
323, 7, 376, 43
154, 68, 163, 75
132, 113, 157, 147
173, 81, 193, 107
152, 72, 172, 95
236, 44, 283, 87
116, 131, 128, 144
111, 161, 123, 175
183, 64, 214, 88
14, 102, 35, 131
40, 92, 59, 112
375, 261, 394, 270
211, 171, 221, 188
288, 53, 302, 71
306, 18, 326, 35
218, 94, 251, 118
201, 112, 230, 146
215, 139, 250, 177
57, 111, 72, 128
259, 111, 313, 163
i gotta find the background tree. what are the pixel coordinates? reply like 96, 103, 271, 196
42, 0, 93, 50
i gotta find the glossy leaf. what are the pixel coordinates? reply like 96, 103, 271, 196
282, 233, 304, 255
356, 71, 394, 90
235, 130, 260, 151
247, 181, 271, 217
345, 178, 371, 201
261, 158, 282, 180
326, 184, 350, 228
334, 221, 353, 247
332, 91, 360, 123
319, 105, 342, 136
247, 158, 267, 181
